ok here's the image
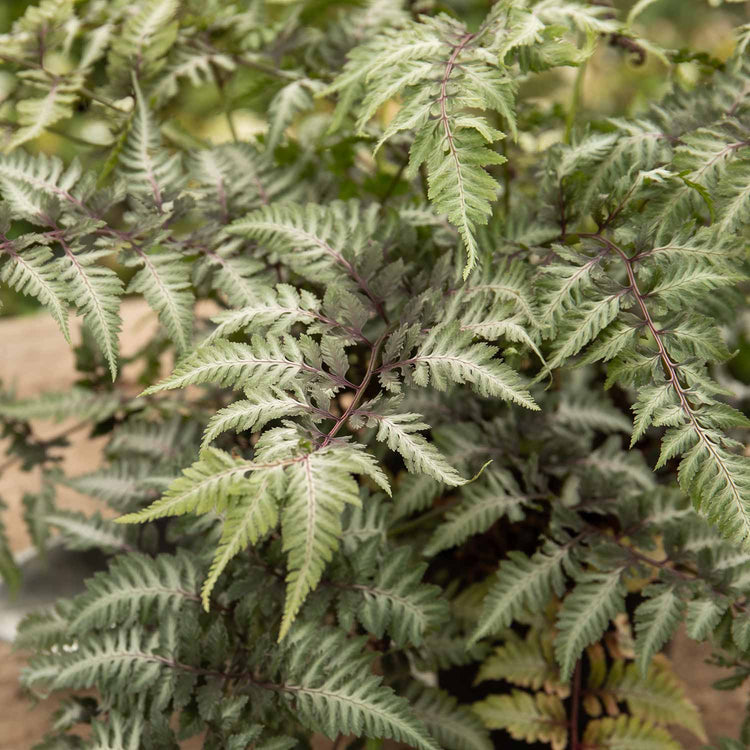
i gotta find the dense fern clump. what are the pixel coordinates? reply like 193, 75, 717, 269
2, 0, 750, 748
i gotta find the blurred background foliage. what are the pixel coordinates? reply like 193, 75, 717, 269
0, 0, 749, 318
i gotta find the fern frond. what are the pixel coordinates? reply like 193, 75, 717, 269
206, 284, 321, 342
685, 594, 729, 639
349, 546, 448, 646
143, 336, 337, 396
125, 247, 193, 353
45, 510, 133, 554
582, 715, 680, 750
119, 76, 182, 208
117, 447, 259, 521
280, 444, 389, 639
4, 72, 80, 153
554, 570, 625, 681
361, 403, 465, 486
228, 202, 377, 291
601, 660, 706, 741
55, 247, 123, 379
0, 240, 70, 341
280, 625, 439, 750
107, 0, 179, 84
201, 467, 283, 608
472, 690, 567, 750
406, 684, 492, 750
475, 632, 563, 694
633, 585, 685, 676
425, 469, 528, 555
202, 389, 315, 448
384, 323, 538, 409
69, 551, 200, 633
0, 387, 122, 422
25, 626, 168, 694
266, 80, 322, 151
152, 45, 236, 105
471, 543, 570, 643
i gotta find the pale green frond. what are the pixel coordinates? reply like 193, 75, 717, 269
0, 243, 70, 341
475, 632, 562, 693
280, 445, 377, 639
45, 510, 133, 554
425, 469, 528, 555
228, 202, 373, 287
685, 594, 729, 640
152, 45, 236, 105
633, 585, 685, 676
554, 570, 625, 681
142, 337, 328, 396
352, 546, 448, 646
202, 390, 314, 448
406, 684, 492, 750
471, 543, 570, 643
398, 324, 538, 410
582, 716, 680, 750
267, 80, 322, 151
117, 447, 259, 522
69, 551, 201, 633
126, 247, 193, 353
206, 284, 321, 342
472, 690, 567, 749
107, 0, 179, 82
201, 467, 282, 608
548, 295, 622, 369
363, 406, 465, 487
282, 625, 440, 750
54, 248, 123, 379
0, 387, 122, 423
4, 72, 80, 153
119, 76, 182, 208
602, 660, 706, 741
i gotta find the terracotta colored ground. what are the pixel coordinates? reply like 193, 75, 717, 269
0, 306, 747, 748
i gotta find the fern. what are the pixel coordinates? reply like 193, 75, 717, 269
4, 1, 750, 746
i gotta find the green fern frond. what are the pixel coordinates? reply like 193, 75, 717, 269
119, 76, 182, 208
4, 72, 80, 153
202, 389, 315, 448
69, 551, 200, 633
280, 625, 439, 750
425, 469, 528, 555
361, 402, 465, 486
45, 510, 133, 554
555, 570, 626, 681
471, 543, 570, 644
601, 660, 706, 741
55, 247, 123, 379
582, 715, 680, 750
117, 447, 259, 521
280, 444, 389, 639
266, 80, 322, 151
349, 546, 448, 646
142, 336, 335, 396
206, 284, 321, 342
0, 387, 122, 422
384, 323, 538, 409
125, 247, 194, 353
107, 0, 179, 85
201, 467, 283, 608
472, 690, 567, 750
406, 684, 492, 750
475, 631, 563, 694
0, 241, 70, 341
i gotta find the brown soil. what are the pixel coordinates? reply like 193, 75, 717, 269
0, 306, 747, 748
